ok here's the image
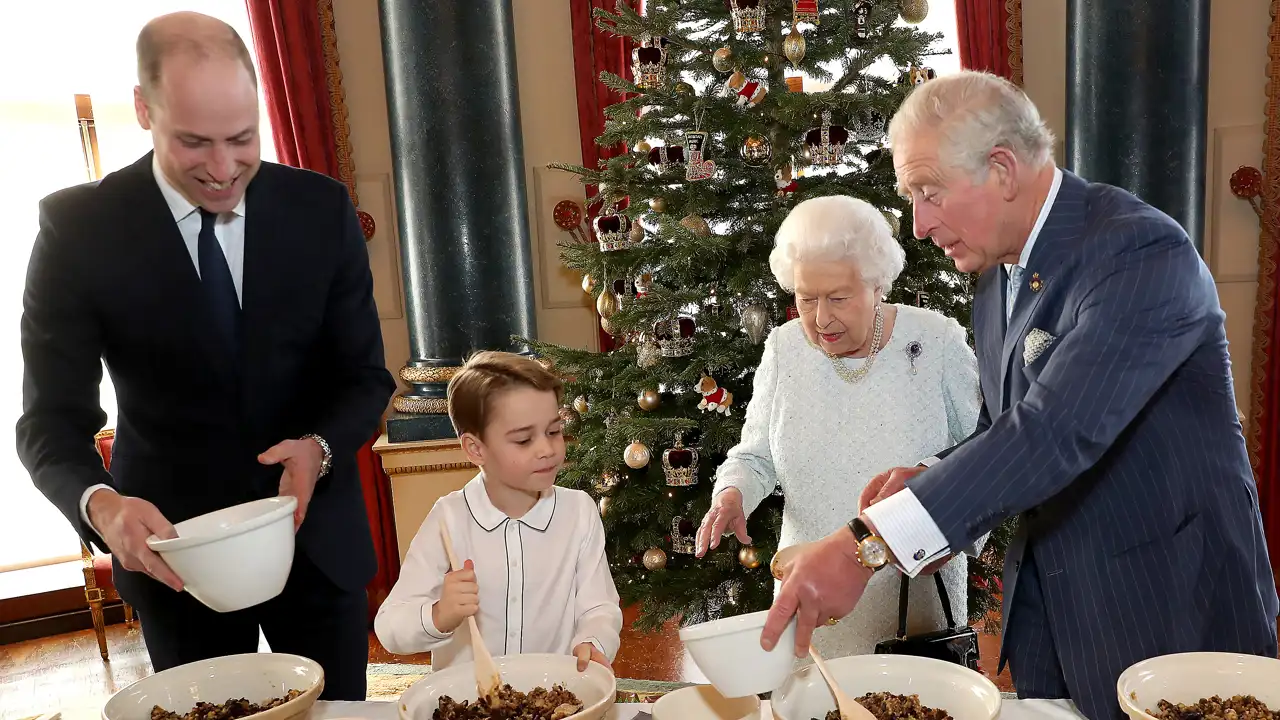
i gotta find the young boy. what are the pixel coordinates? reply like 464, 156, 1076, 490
374, 351, 623, 672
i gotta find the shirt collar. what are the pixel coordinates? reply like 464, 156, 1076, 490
1007, 166, 1063, 273
151, 154, 246, 222
462, 472, 557, 533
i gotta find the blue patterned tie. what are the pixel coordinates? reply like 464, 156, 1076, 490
1007, 265, 1025, 321
198, 209, 241, 351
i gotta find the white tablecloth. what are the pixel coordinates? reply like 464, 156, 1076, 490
311, 697, 1088, 720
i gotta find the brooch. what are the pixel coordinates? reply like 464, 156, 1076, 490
1029, 272, 1044, 293
905, 340, 923, 375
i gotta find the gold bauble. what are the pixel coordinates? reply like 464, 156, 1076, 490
680, 214, 711, 237
900, 0, 929, 24
624, 440, 651, 469
596, 289, 620, 318
643, 547, 668, 570
783, 27, 806, 67
629, 222, 645, 243
573, 395, 589, 414
740, 136, 772, 167
649, 197, 667, 213
883, 210, 901, 237
582, 274, 597, 294
600, 315, 617, 336
674, 81, 694, 95
598, 496, 610, 516
637, 388, 661, 411
712, 46, 735, 73
636, 140, 652, 153
739, 545, 763, 569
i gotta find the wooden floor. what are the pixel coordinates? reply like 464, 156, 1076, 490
0, 608, 1011, 717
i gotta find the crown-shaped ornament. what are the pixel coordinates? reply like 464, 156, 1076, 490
631, 35, 669, 90
671, 516, 697, 554
729, 0, 766, 33
653, 315, 696, 357
594, 210, 635, 252
647, 134, 686, 171
805, 110, 849, 166
663, 435, 700, 487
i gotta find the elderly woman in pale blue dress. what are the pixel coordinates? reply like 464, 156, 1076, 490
695, 195, 982, 659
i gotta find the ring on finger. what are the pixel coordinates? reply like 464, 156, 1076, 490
825, 617, 840, 626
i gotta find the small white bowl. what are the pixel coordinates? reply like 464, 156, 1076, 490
398, 653, 616, 720
679, 610, 798, 699
101, 652, 323, 720
1117, 652, 1280, 720
771, 654, 1001, 720
147, 496, 297, 612
652, 685, 761, 720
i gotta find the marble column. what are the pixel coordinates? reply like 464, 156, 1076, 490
378, 0, 537, 442
1066, 0, 1211, 254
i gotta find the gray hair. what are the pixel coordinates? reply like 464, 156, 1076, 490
888, 70, 1055, 176
770, 195, 905, 294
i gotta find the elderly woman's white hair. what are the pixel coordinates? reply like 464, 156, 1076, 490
770, 195, 906, 294
889, 70, 1055, 177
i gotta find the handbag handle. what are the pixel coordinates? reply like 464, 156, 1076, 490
895, 571, 959, 638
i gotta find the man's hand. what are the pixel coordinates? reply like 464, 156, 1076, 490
573, 642, 612, 672
695, 487, 751, 557
431, 559, 480, 634
859, 465, 928, 513
87, 490, 183, 591
259, 437, 325, 530
760, 526, 873, 657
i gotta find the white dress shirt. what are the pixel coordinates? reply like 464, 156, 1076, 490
374, 473, 623, 671
867, 167, 1064, 576
78, 157, 248, 529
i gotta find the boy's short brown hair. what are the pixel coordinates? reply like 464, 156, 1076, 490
447, 351, 564, 438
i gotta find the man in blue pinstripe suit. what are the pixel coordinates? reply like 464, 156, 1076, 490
761, 71, 1278, 720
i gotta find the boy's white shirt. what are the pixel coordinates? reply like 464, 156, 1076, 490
374, 471, 623, 671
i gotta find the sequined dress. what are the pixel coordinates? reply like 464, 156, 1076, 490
712, 306, 982, 659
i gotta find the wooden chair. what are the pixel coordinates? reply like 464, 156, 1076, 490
83, 428, 135, 661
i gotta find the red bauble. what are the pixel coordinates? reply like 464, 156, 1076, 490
553, 200, 583, 230
1230, 166, 1264, 199
357, 210, 376, 240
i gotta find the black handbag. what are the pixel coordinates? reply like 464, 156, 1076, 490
873, 571, 980, 671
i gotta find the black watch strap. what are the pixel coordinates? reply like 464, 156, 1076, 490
848, 516, 874, 542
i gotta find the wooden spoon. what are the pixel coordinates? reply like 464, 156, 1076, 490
809, 645, 878, 720
439, 517, 503, 706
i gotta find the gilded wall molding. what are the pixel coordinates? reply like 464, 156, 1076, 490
1005, 0, 1023, 87
1247, 0, 1280, 473
384, 462, 476, 476
318, 0, 375, 239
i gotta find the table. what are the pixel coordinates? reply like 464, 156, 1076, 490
311, 697, 1089, 720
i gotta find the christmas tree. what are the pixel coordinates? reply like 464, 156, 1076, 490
529, 0, 1012, 633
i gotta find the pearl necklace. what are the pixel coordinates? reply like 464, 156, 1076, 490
825, 304, 884, 384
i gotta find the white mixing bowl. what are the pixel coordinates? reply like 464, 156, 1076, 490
679, 610, 798, 699
147, 496, 297, 612
101, 652, 323, 720
1117, 652, 1280, 720
771, 654, 1001, 720
398, 653, 616, 720
652, 684, 761, 720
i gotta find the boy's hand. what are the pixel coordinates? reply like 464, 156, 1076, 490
431, 559, 479, 633
573, 642, 612, 672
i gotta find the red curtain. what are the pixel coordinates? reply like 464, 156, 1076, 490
245, 0, 340, 176
244, 0, 398, 621
954, 0, 1022, 85
569, 0, 641, 352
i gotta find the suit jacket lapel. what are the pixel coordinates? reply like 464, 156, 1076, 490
974, 269, 1006, 421
111, 154, 239, 388
239, 170, 283, 412
997, 170, 1089, 411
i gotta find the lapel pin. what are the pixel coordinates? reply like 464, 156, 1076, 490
1029, 272, 1043, 293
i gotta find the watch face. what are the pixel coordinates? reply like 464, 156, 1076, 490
860, 538, 889, 568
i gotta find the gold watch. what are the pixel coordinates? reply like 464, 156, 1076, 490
848, 517, 893, 571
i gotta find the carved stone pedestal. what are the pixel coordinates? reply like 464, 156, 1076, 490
373, 434, 475, 562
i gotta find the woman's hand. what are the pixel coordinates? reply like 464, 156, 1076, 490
696, 488, 752, 557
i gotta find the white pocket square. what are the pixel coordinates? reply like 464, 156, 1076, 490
1024, 328, 1056, 366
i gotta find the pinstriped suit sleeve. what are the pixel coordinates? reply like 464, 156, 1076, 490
908, 226, 1212, 550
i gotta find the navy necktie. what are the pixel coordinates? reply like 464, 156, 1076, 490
198, 209, 240, 351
